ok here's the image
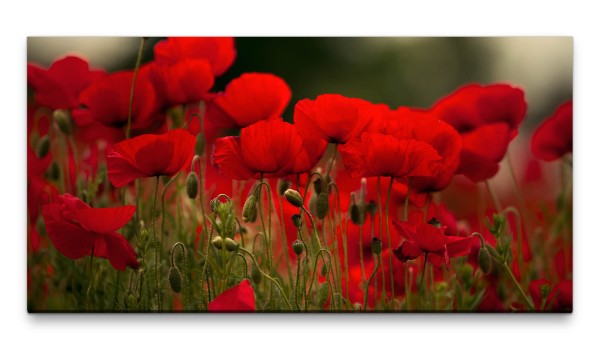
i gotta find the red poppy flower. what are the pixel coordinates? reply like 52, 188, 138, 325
27, 56, 106, 110
41, 194, 138, 271
212, 119, 324, 180
368, 107, 462, 192
145, 59, 214, 109
294, 94, 387, 144
154, 37, 236, 77
531, 100, 572, 161
339, 132, 442, 179
430, 84, 527, 182
206, 73, 292, 129
208, 279, 256, 311
392, 220, 472, 267
78, 70, 160, 132
106, 129, 196, 188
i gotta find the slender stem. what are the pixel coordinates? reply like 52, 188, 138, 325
404, 178, 412, 221
384, 177, 396, 309
342, 219, 349, 301
151, 176, 161, 311
485, 180, 502, 213
294, 256, 302, 311
86, 246, 95, 310
419, 253, 428, 310
325, 143, 338, 179
301, 206, 323, 250
404, 261, 411, 311
239, 248, 293, 310
277, 193, 293, 286
125, 37, 147, 139
359, 223, 366, 284
504, 206, 525, 285
306, 249, 335, 311
363, 254, 380, 310
501, 262, 535, 311
376, 177, 386, 302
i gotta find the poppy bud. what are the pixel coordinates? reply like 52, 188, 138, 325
292, 239, 304, 256
349, 193, 365, 226
195, 133, 205, 155
224, 237, 238, 252
209, 198, 220, 212
313, 177, 323, 195
139, 221, 149, 248
211, 236, 223, 250
540, 284, 551, 301
242, 194, 258, 223
478, 246, 493, 275
277, 179, 291, 196
318, 282, 329, 307
353, 303, 363, 311
284, 189, 303, 208
291, 214, 302, 228
48, 161, 60, 181
168, 266, 182, 293
370, 237, 382, 255
315, 192, 329, 219
185, 172, 199, 199
366, 200, 377, 218
320, 263, 329, 277
435, 281, 448, 293
428, 218, 441, 228
36, 135, 50, 158
126, 293, 136, 309
251, 265, 262, 284
53, 109, 71, 134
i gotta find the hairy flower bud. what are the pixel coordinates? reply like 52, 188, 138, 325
48, 161, 60, 181
36, 135, 50, 159
292, 239, 304, 256
366, 200, 377, 218
139, 221, 149, 248
251, 265, 262, 284
185, 172, 199, 199
371, 237, 382, 255
211, 236, 223, 250
224, 237, 238, 252
168, 266, 182, 293
313, 177, 323, 195
242, 194, 258, 223
284, 189, 303, 208
291, 214, 302, 228
478, 246, 493, 275
277, 179, 291, 196
53, 109, 71, 134
320, 263, 329, 277
349, 193, 365, 226
315, 192, 329, 219
318, 282, 329, 307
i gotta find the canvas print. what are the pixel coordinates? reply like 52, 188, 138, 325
27, 37, 572, 312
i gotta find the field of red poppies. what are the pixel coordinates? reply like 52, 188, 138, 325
26, 37, 572, 312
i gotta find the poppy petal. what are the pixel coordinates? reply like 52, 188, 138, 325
208, 279, 256, 311
212, 136, 256, 180
65, 206, 136, 234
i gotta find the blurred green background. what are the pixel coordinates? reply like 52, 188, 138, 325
27, 37, 573, 132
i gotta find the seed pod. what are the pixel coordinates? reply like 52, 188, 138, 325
315, 192, 329, 219
366, 200, 377, 218
320, 263, 329, 277
370, 237, 382, 255
313, 177, 323, 195
53, 109, 71, 134
139, 222, 149, 248
48, 161, 60, 181
292, 239, 304, 256
242, 194, 258, 223
350, 193, 365, 226
251, 265, 262, 284
185, 172, 199, 199
291, 214, 302, 228
284, 189, 303, 208
224, 237, 238, 252
195, 133, 205, 155
318, 282, 329, 307
168, 266, 182, 293
478, 246, 493, 275
277, 179, 291, 196
211, 236, 223, 250
126, 293, 137, 309
36, 135, 50, 158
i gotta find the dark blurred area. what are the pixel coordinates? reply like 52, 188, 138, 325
28, 37, 572, 131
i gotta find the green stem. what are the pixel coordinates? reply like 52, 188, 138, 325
125, 37, 147, 139
325, 144, 338, 179
376, 177, 386, 302
419, 253, 428, 310
86, 246, 95, 310
277, 193, 293, 286
385, 177, 395, 309
504, 206, 525, 285
404, 178, 412, 221
500, 262, 535, 311
363, 254, 380, 310
151, 176, 161, 311
301, 206, 323, 250
294, 255, 302, 311
306, 249, 335, 311
239, 248, 293, 310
